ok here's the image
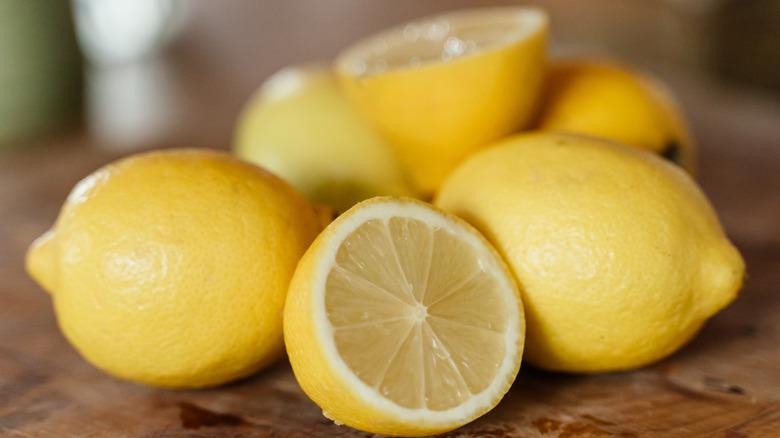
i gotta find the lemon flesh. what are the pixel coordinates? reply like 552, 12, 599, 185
285, 198, 524, 436
342, 10, 541, 75
336, 7, 548, 196
26, 150, 323, 388
537, 59, 696, 172
234, 66, 414, 213
436, 133, 744, 372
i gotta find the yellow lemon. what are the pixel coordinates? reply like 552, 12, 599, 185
284, 197, 524, 436
336, 7, 548, 196
26, 149, 323, 388
536, 59, 696, 172
234, 65, 414, 213
436, 133, 744, 373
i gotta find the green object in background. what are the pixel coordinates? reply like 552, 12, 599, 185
0, 0, 83, 148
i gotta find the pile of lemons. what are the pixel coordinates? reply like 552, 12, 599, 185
28, 7, 743, 436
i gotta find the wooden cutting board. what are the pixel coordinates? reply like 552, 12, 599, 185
1, 114, 778, 438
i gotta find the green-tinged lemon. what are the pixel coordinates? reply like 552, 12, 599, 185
234, 65, 414, 213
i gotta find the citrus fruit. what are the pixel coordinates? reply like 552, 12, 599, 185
26, 149, 323, 388
284, 197, 524, 436
335, 7, 548, 196
436, 133, 744, 372
234, 65, 414, 213
536, 58, 696, 172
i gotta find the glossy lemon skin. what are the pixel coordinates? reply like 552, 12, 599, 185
27, 149, 323, 388
536, 59, 696, 172
234, 66, 414, 213
436, 133, 744, 372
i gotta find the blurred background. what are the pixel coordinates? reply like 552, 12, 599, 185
2, 0, 779, 148
1, 0, 779, 242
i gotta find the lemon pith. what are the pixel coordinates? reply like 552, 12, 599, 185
336, 7, 548, 195
26, 149, 323, 388
284, 197, 524, 436
436, 133, 744, 372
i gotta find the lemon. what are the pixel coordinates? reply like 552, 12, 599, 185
436, 133, 744, 372
26, 149, 323, 388
536, 59, 696, 172
234, 65, 414, 213
284, 197, 524, 436
335, 7, 548, 196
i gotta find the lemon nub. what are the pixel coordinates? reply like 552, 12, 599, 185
325, 217, 508, 411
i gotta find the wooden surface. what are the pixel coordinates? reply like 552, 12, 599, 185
1, 1, 779, 436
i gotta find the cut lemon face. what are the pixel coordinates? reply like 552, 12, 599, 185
284, 197, 524, 436
335, 7, 548, 196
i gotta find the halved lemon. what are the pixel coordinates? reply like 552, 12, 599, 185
335, 7, 548, 196
284, 197, 524, 436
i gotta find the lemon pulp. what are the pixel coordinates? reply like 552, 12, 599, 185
325, 215, 510, 410
340, 8, 544, 76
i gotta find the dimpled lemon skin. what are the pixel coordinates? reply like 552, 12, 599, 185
436, 133, 744, 372
234, 66, 414, 213
26, 149, 323, 388
536, 59, 696, 172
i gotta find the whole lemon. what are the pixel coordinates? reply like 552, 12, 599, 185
536, 59, 696, 172
26, 149, 323, 388
234, 65, 414, 213
436, 133, 744, 372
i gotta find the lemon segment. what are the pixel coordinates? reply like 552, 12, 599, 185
284, 198, 524, 436
436, 133, 743, 372
336, 7, 548, 196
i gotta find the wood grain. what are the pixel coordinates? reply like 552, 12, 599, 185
1, 1, 779, 436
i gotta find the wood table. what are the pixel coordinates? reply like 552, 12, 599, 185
1, 1, 779, 436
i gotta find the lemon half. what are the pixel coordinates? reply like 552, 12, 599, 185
336, 7, 548, 196
284, 197, 524, 436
